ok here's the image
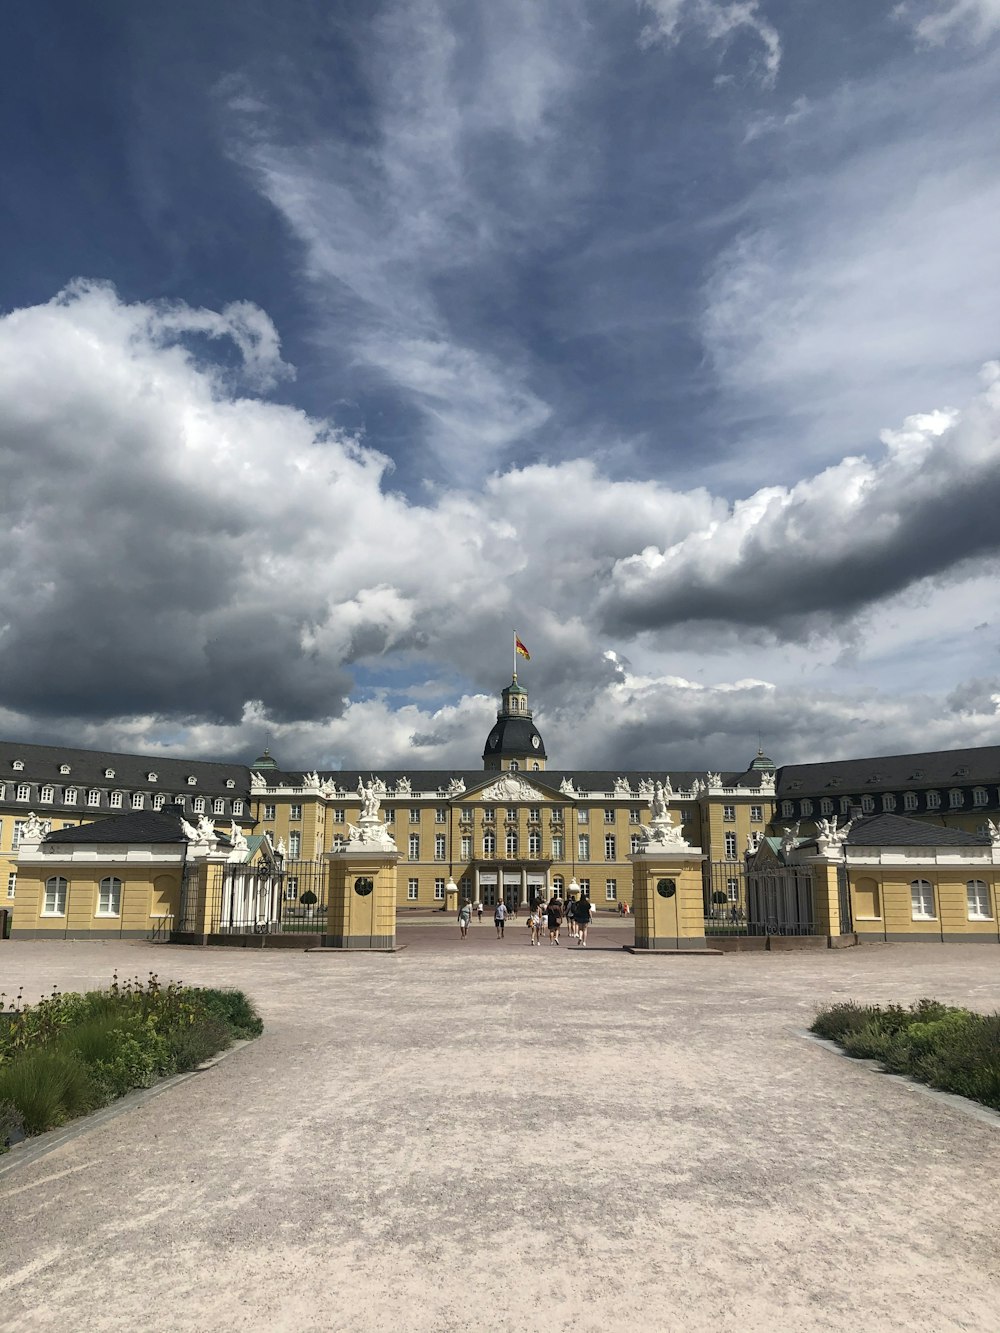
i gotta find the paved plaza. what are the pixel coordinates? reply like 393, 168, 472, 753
2, 928, 1000, 1331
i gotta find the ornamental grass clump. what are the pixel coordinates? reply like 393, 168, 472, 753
811, 998, 1000, 1113
0, 972, 263, 1148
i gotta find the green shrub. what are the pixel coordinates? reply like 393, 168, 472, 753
187, 988, 264, 1038
810, 1002, 881, 1043
168, 1014, 232, 1073
840, 1021, 894, 1061
0, 1049, 99, 1134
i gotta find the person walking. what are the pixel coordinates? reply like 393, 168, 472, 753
576, 894, 592, 947
494, 900, 508, 939
566, 895, 579, 939
475, 900, 483, 923
458, 900, 472, 939
545, 895, 563, 945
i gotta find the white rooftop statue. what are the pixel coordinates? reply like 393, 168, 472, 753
559, 777, 576, 795
20, 811, 47, 844
229, 821, 249, 854
395, 776, 412, 795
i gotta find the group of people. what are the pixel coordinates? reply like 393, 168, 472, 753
456, 895, 596, 946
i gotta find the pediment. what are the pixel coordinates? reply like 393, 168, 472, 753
464, 773, 558, 804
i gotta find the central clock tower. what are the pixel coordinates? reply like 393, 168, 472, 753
482, 675, 547, 772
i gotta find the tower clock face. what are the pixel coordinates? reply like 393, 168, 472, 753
531, 735, 540, 749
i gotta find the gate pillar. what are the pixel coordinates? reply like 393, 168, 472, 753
803, 854, 846, 939
629, 847, 707, 950
325, 852, 398, 949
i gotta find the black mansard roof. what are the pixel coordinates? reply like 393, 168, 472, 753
777, 745, 1000, 798
843, 814, 990, 847
259, 767, 773, 794
0, 741, 249, 795
43, 811, 192, 844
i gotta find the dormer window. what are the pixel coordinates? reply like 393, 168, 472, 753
974, 788, 989, 807
226, 779, 235, 789
12, 761, 23, 772
788, 781, 802, 791
829, 777, 844, 787
109, 791, 123, 808
949, 789, 964, 809
956, 766, 970, 777
147, 772, 158, 782
105, 769, 115, 779
40, 786, 54, 803
911, 769, 925, 780
187, 776, 197, 786
59, 764, 71, 775
866, 775, 883, 784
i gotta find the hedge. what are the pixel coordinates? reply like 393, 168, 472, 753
811, 998, 1000, 1112
0, 971, 263, 1148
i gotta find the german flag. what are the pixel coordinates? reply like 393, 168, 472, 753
515, 635, 531, 661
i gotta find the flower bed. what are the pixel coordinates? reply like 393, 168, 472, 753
0, 971, 263, 1149
811, 998, 1000, 1112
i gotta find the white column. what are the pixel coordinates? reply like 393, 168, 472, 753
520, 867, 528, 907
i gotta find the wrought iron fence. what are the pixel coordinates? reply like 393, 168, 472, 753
176, 860, 328, 935
703, 861, 819, 937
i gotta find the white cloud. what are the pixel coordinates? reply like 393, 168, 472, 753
638, 0, 782, 85
2, 281, 1000, 770
897, 0, 1000, 43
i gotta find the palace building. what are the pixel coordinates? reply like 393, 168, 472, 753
3, 673, 1000, 944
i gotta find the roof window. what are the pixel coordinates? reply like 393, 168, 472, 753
11, 760, 23, 771
104, 768, 115, 779
147, 772, 158, 782
59, 764, 71, 775
187, 775, 197, 786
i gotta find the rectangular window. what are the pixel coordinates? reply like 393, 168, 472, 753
577, 807, 589, 824
461, 835, 472, 860
290, 804, 302, 820
409, 834, 420, 860
629, 808, 641, 823
949, 790, 964, 809
630, 834, 643, 854
385, 808, 395, 824
16, 783, 30, 801
152, 794, 165, 810
724, 831, 738, 859
910, 880, 936, 920
926, 791, 941, 809
578, 878, 590, 896
967, 880, 992, 921
109, 791, 123, 809
407, 878, 419, 901
578, 834, 590, 862
505, 831, 518, 856
40, 786, 53, 803
64, 787, 77, 804
7, 872, 16, 900
781, 801, 794, 817
750, 805, 763, 823
333, 808, 345, 823
974, 788, 989, 807
604, 808, 615, 824
288, 831, 301, 857
213, 798, 225, 814
727, 877, 740, 903
903, 792, 918, 811
12, 820, 25, 850
264, 803, 276, 821
482, 807, 495, 822
529, 831, 541, 857
605, 878, 617, 901
604, 834, 616, 860
723, 805, 735, 821
233, 799, 245, 816
800, 799, 813, 816
43, 877, 67, 916
132, 792, 144, 810
882, 794, 896, 812
435, 834, 447, 860
410, 807, 421, 823
551, 835, 563, 859
97, 878, 122, 916
529, 807, 540, 823
435, 807, 447, 823
483, 833, 496, 856
819, 799, 833, 816
285, 876, 299, 902
434, 878, 445, 900
551, 808, 563, 825
193, 797, 205, 813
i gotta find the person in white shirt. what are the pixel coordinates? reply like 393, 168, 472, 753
494, 900, 508, 938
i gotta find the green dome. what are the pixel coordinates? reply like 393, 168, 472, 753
507, 678, 528, 695
750, 749, 775, 771
252, 747, 279, 770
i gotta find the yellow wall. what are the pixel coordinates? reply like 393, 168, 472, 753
12, 863, 182, 938
849, 866, 1000, 942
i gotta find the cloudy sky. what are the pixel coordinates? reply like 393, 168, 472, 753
2, 0, 1000, 773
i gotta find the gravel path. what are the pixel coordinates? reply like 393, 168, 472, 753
1, 934, 999, 1331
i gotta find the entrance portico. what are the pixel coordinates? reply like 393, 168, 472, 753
471, 861, 552, 908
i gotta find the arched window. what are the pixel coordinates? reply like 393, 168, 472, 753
193, 797, 206, 813
967, 880, 992, 921
860, 795, 874, 813
881, 793, 896, 812
532, 763, 540, 770
43, 876, 67, 915
509, 761, 519, 771
781, 801, 794, 817
131, 792, 144, 810
973, 788, 989, 807
98, 877, 122, 916
819, 798, 833, 816
910, 879, 935, 921
528, 831, 541, 857
505, 831, 518, 857
903, 791, 918, 812
800, 799, 813, 816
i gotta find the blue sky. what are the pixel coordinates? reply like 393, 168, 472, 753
2, 0, 1000, 773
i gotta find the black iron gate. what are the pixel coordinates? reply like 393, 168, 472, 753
176, 860, 328, 935
703, 861, 819, 937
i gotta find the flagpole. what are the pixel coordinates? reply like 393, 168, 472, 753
512, 629, 516, 681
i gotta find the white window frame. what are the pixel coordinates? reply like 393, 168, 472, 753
409, 807, 421, 824
604, 808, 615, 825
408, 834, 420, 860
750, 805, 763, 822
193, 797, 206, 813
109, 791, 123, 809
949, 789, 964, 809
781, 801, 793, 817
435, 807, 447, 824
578, 834, 590, 862
87, 789, 101, 807
16, 783, 30, 802
551, 835, 563, 859
926, 791, 941, 810
6, 871, 16, 900
407, 878, 419, 901
152, 794, 165, 810
64, 787, 77, 804
903, 791, 918, 812
461, 835, 472, 860
131, 792, 144, 810
12, 820, 25, 850
860, 795, 875, 813
97, 876, 122, 917
819, 799, 833, 816
577, 807, 589, 824
39, 785, 54, 803
973, 788, 989, 807
967, 880, 992, 921
483, 833, 496, 857
505, 831, 518, 857
605, 878, 617, 901
42, 876, 67, 916
528, 831, 541, 858
288, 831, 301, 858
434, 878, 445, 901
604, 834, 616, 860
285, 876, 299, 902
435, 833, 447, 860
910, 879, 936, 921
882, 794, 896, 812
289, 804, 302, 820
724, 832, 738, 859
630, 834, 642, 854
213, 798, 225, 815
